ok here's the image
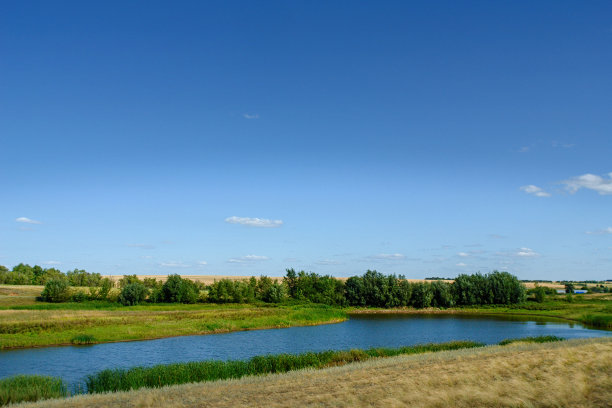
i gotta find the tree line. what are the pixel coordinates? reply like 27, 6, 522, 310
0, 264, 106, 287
29, 267, 528, 308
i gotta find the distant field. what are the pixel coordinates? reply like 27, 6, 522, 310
16, 337, 612, 408
107, 275, 583, 290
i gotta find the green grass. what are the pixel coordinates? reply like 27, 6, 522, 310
84, 340, 484, 393
70, 334, 96, 345
0, 303, 348, 349
0, 375, 67, 406
498, 335, 564, 346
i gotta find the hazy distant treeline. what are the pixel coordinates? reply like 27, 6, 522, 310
0, 264, 105, 287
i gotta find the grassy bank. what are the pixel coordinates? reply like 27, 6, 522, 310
14, 337, 612, 408
0, 302, 347, 349
84, 340, 483, 393
350, 293, 612, 329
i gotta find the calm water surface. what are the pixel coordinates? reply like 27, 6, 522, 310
0, 314, 609, 387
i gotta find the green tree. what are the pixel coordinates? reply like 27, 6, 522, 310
118, 283, 149, 306
40, 279, 70, 303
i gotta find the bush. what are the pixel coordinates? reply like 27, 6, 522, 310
71, 334, 96, 345
40, 279, 70, 303
159, 274, 198, 304
118, 283, 149, 306
70, 291, 88, 303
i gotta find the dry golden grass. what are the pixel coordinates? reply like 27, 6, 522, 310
107, 275, 582, 289
17, 338, 612, 408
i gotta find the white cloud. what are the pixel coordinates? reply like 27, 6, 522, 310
520, 185, 551, 197
551, 141, 574, 149
562, 173, 612, 195
516, 247, 539, 257
518, 146, 530, 153
225, 216, 283, 228
160, 262, 190, 268
127, 243, 155, 249
586, 227, 612, 235
15, 217, 41, 224
456, 262, 467, 267
369, 253, 406, 260
228, 255, 269, 263
43, 261, 61, 265
197, 261, 208, 266
315, 259, 342, 265
457, 252, 469, 257
243, 113, 259, 119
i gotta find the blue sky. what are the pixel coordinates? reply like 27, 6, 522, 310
1, 1, 611, 280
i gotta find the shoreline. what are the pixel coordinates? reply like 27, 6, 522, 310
0, 317, 348, 351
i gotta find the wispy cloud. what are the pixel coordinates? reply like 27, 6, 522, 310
520, 185, 551, 197
197, 261, 208, 266
315, 259, 342, 265
457, 252, 469, 257
516, 247, 539, 257
456, 262, 468, 267
586, 227, 612, 235
551, 141, 574, 149
127, 243, 156, 249
369, 253, 406, 261
518, 146, 531, 153
228, 255, 269, 263
15, 217, 41, 224
243, 113, 259, 119
43, 260, 61, 266
562, 172, 612, 195
225, 216, 283, 228
160, 262, 190, 268
488, 234, 506, 239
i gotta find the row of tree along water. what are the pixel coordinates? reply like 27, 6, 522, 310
1, 263, 530, 308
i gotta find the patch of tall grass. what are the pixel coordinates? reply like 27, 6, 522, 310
85, 340, 483, 393
582, 313, 612, 328
498, 335, 564, 346
0, 375, 67, 406
70, 334, 96, 345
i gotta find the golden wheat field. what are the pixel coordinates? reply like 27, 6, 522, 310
15, 337, 612, 408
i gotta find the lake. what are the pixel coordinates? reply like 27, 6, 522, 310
0, 313, 609, 388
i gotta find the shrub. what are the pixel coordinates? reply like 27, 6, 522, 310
159, 274, 198, 304
40, 279, 70, 303
118, 283, 149, 306
70, 291, 88, 303
262, 282, 288, 303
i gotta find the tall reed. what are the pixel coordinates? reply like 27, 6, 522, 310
0, 375, 67, 406
85, 340, 483, 393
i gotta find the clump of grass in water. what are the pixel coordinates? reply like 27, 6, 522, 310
498, 335, 564, 346
71, 334, 96, 345
85, 340, 483, 393
0, 375, 67, 406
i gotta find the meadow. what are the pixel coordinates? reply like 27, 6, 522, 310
10, 337, 611, 408
0, 286, 346, 349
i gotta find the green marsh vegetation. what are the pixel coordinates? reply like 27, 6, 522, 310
84, 341, 484, 393
0, 375, 67, 406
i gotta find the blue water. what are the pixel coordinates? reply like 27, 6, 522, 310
0, 314, 608, 388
